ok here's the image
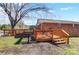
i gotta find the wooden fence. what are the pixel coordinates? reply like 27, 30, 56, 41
3, 29, 33, 36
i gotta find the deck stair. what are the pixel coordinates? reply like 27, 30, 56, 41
52, 29, 70, 44
53, 38, 66, 44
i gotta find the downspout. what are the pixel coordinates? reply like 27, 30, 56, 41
41, 23, 42, 30
73, 24, 74, 28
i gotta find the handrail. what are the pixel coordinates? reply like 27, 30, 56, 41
61, 29, 70, 36
52, 29, 70, 37
34, 29, 70, 37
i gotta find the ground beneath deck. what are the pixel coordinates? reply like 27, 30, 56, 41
0, 42, 67, 55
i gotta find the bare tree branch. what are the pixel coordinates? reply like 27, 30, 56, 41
0, 3, 50, 29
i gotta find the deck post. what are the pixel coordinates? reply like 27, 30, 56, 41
67, 37, 69, 44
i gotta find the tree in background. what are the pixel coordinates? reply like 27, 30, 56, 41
0, 3, 50, 30
0, 24, 11, 30
0, 24, 5, 30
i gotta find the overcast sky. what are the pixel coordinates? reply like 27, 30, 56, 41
0, 3, 79, 25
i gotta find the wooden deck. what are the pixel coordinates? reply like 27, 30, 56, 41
1, 29, 70, 44
33, 29, 70, 44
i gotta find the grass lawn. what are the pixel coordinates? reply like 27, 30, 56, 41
0, 36, 79, 55
0, 36, 28, 48
63, 37, 79, 55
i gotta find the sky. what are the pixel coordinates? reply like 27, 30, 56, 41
46, 3, 79, 21
0, 3, 79, 25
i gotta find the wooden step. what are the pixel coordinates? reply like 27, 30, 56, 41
53, 39, 64, 41
52, 38, 66, 44
55, 40, 66, 44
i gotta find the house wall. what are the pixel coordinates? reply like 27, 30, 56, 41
37, 23, 79, 36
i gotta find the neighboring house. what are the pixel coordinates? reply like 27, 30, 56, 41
14, 21, 29, 29
14, 25, 29, 29
36, 19, 79, 36
14, 20, 29, 29
0, 30, 4, 36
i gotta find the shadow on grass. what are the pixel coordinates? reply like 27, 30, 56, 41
15, 37, 30, 45
15, 38, 23, 44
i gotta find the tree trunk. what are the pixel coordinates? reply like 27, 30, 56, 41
11, 25, 15, 36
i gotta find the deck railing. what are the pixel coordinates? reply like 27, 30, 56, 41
52, 29, 70, 44
3, 29, 32, 36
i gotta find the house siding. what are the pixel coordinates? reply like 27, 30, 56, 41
37, 23, 79, 36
